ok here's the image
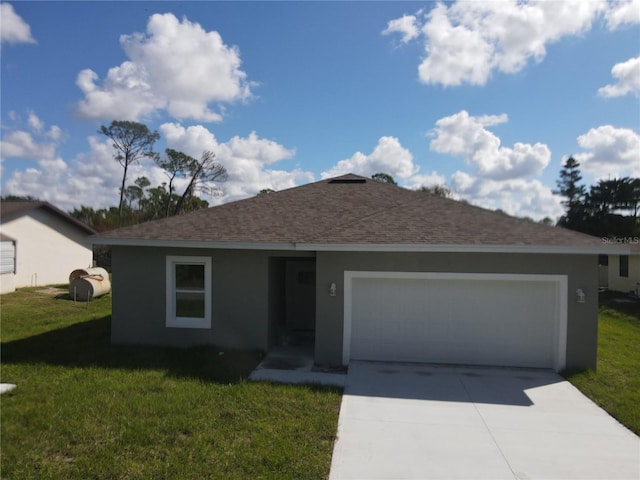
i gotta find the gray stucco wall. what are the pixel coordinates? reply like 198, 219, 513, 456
315, 251, 598, 372
111, 246, 311, 350
112, 246, 598, 372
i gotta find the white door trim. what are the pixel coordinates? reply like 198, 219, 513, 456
343, 271, 568, 371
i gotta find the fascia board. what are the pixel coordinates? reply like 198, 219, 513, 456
297, 243, 631, 255
90, 237, 631, 255
90, 237, 298, 250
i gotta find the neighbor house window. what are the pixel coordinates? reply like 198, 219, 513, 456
619, 255, 629, 278
166, 256, 212, 329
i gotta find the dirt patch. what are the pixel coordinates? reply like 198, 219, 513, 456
259, 357, 310, 370
36, 287, 67, 296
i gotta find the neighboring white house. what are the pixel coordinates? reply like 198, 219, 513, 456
0, 233, 17, 294
607, 244, 640, 295
0, 201, 96, 293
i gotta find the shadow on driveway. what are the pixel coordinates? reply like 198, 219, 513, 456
344, 361, 565, 406
330, 361, 640, 480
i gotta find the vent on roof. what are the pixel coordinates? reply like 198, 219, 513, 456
328, 178, 366, 184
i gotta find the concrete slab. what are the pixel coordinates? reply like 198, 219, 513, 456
248, 348, 346, 387
329, 361, 640, 480
0, 383, 16, 394
249, 368, 346, 387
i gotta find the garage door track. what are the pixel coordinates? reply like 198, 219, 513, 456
329, 361, 639, 480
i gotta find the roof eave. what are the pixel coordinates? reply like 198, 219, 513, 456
299, 243, 629, 255
91, 237, 299, 251
90, 237, 629, 255
1, 202, 96, 235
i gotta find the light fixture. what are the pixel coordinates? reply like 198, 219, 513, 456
329, 282, 337, 297
576, 288, 586, 304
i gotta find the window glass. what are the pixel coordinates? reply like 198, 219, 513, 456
176, 264, 205, 289
620, 255, 629, 278
176, 291, 205, 318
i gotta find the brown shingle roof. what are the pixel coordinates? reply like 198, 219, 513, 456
93, 174, 611, 251
1, 201, 96, 235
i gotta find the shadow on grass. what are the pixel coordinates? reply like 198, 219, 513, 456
599, 290, 640, 318
1, 316, 263, 384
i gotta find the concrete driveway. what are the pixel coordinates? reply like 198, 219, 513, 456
329, 361, 640, 480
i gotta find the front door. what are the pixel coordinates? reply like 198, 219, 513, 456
285, 259, 316, 332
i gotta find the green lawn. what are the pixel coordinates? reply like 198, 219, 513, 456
566, 291, 640, 436
3, 287, 638, 479
1, 288, 342, 480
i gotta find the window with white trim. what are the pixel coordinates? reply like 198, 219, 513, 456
166, 256, 212, 329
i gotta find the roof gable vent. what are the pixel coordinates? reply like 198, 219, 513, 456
328, 178, 366, 184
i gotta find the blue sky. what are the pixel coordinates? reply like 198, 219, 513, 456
1, 1, 639, 220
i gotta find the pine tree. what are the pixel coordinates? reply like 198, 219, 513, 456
554, 156, 586, 229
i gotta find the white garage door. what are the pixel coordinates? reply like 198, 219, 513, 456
344, 272, 567, 371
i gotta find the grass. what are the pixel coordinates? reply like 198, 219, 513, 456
5, 285, 638, 478
566, 290, 640, 436
1, 288, 342, 480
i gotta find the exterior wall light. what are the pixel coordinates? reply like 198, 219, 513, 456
576, 288, 586, 304
329, 282, 337, 297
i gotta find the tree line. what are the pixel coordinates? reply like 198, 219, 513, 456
71, 120, 228, 232
554, 157, 639, 237
5, 123, 638, 240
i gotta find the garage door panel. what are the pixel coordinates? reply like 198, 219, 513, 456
349, 275, 560, 369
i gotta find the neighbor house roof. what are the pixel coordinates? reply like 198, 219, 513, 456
0, 233, 16, 242
1, 201, 96, 235
92, 174, 625, 254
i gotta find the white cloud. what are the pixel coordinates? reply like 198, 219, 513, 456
160, 123, 309, 203
598, 55, 640, 98
0, 3, 36, 45
75, 136, 137, 191
430, 110, 550, 180
75, 67, 163, 122
382, 14, 420, 43
406, 171, 447, 190
0, 112, 64, 164
426, 110, 560, 220
574, 125, 640, 179
385, 1, 619, 86
318, 130, 559, 219
2, 123, 304, 212
4, 135, 133, 211
76, 13, 252, 122
46, 125, 63, 141
450, 170, 476, 193
160, 123, 219, 156
0, 130, 52, 160
417, 3, 494, 86
27, 112, 44, 133
450, 173, 563, 220
0, 112, 64, 171
321, 136, 418, 181
604, 0, 640, 29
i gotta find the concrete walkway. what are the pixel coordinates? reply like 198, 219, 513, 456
248, 347, 346, 387
329, 361, 640, 480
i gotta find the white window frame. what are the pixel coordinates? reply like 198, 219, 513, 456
166, 255, 212, 329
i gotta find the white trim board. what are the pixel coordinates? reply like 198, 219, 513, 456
342, 271, 568, 372
165, 255, 212, 329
